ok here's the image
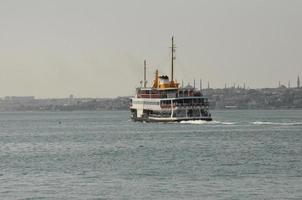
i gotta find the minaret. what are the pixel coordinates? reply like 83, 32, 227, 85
288, 80, 290, 88
298, 76, 300, 88
200, 79, 202, 91
207, 81, 210, 89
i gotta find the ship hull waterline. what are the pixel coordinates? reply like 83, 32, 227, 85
131, 116, 212, 123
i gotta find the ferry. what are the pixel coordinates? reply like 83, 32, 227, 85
130, 37, 212, 122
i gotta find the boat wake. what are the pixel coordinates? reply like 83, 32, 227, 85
252, 121, 302, 126
180, 120, 302, 126
180, 120, 235, 125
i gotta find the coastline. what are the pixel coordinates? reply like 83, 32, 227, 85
0, 87, 301, 112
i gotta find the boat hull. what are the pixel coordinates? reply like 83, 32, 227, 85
131, 116, 212, 122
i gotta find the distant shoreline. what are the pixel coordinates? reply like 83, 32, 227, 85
0, 87, 301, 111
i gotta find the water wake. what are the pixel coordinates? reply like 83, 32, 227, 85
212, 121, 236, 125
180, 120, 235, 125
180, 120, 302, 126
252, 121, 302, 126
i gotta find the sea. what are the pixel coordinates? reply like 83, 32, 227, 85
0, 110, 301, 200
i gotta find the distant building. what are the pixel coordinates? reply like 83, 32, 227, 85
4, 96, 35, 102
279, 84, 287, 89
68, 94, 74, 105
298, 76, 300, 88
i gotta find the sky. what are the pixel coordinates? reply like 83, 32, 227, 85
0, 0, 301, 98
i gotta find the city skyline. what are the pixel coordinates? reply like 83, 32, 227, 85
1, 0, 301, 98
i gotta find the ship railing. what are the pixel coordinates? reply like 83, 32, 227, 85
172, 103, 204, 107
160, 104, 176, 109
138, 94, 161, 98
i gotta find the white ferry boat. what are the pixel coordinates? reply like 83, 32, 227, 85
130, 37, 212, 122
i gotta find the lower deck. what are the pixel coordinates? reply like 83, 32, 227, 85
130, 107, 212, 122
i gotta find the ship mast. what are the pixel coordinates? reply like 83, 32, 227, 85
144, 60, 147, 88
171, 36, 175, 82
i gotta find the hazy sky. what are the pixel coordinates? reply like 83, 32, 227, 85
1, 0, 301, 98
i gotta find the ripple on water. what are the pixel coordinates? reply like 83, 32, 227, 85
0, 110, 301, 199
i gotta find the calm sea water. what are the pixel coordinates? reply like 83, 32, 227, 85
0, 110, 301, 200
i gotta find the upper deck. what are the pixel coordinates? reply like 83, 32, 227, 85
136, 86, 202, 99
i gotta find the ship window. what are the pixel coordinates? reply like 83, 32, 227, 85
174, 110, 186, 117
161, 111, 172, 117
